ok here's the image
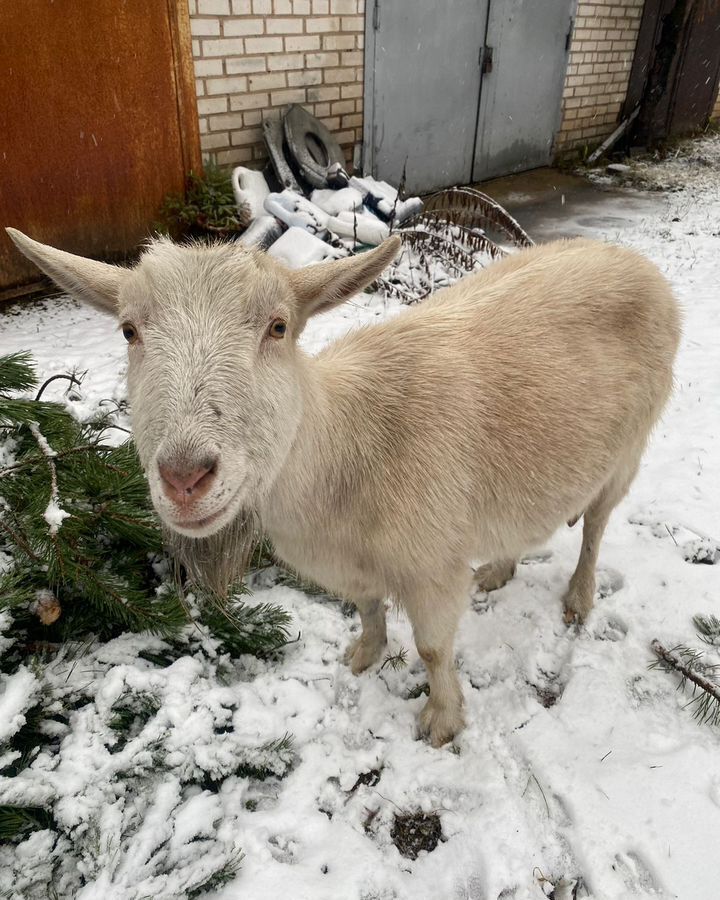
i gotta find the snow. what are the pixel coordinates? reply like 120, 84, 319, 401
0, 667, 39, 744
1, 135, 720, 898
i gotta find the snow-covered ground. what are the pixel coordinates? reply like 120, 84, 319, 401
1, 135, 720, 899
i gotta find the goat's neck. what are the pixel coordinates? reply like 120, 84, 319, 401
260, 351, 367, 533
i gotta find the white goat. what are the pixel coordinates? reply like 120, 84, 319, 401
7, 228, 680, 745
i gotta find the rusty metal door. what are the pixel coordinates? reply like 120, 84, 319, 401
0, 0, 200, 294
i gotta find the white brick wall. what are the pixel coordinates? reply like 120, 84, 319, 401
556, 0, 644, 152
189, 0, 365, 168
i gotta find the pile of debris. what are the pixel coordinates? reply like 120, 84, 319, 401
234, 105, 533, 303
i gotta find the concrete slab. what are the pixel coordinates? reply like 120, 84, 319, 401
476, 166, 668, 244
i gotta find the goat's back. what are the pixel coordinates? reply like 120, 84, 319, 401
290, 239, 680, 588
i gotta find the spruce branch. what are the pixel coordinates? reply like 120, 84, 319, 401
650, 639, 720, 726
693, 614, 720, 646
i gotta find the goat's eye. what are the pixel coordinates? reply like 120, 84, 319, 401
121, 322, 138, 344
268, 318, 287, 340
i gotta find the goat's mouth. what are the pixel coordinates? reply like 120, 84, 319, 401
168, 484, 245, 537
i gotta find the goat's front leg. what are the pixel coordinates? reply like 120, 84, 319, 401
405, 587, 468, 747
343, 597, 387, 674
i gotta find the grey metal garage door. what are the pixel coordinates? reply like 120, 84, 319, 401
363, 0, 575, 193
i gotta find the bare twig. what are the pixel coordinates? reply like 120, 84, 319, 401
34, 372, 82, 402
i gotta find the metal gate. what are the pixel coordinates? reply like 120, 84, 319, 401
364, 0, 575, 193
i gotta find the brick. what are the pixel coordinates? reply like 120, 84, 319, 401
201, 131, 230, 149
293, 0, 311, 11
331, 99, 354, 114
307, 84, 340, 101
249, 72, 287, 90
192, 39, 201, 55
341, 82, 362, 98
305, 52, 339, 67
322, 34, 355, 50
243, 110, 263, 125
340, 15, 363, 30
287, 69, 323, 86
267, 17, 304, 33
201, 37, 245, 56
268, 53, 304, 70
223, 19, 264, 36
331, 0, 356, 11
305, 16, 340, 32
215, 147, 254, 165
312, 0, 329, 10
230, 127, 264, 145
274, 0, 293, 10
198, 0, 230, 12
244, 36, 284, 53
231, 0, 252, 9
252, 0, 272, 11
324, 67, 354, 83
191, 17, 221, 36
230, 92, 269, 110
226, 56, 267, 74
205, 75, 248, 94
313, 102, 330, 117
197, 96, 229, 114
341, 112, 362, 128
285, 34, 321, 50
334, 129, 354, 144
318, 115, 340, 130
270, 87, 307, 105
341, 50, 362, 66
194, 58, 224, 77
208, 111, 245, 130
196, 78, 206, 96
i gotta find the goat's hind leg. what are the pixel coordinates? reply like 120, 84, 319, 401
562, 462, 638, 624
344, 597, 387, 674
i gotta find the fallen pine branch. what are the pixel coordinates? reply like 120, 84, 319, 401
650, 639, 720, 726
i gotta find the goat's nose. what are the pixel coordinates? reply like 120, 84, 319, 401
158, 459, 217, 504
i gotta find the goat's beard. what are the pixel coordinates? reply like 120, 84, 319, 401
163, 508, 260, 598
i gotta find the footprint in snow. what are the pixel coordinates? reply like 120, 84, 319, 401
595, 567, 625, 599
613, 850, 665, 895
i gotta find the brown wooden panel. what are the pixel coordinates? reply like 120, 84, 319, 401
669, 0, 720, 134
0, 0, 201, 290
624, 0, 720, 145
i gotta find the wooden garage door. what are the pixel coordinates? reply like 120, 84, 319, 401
0, 0, 200, 293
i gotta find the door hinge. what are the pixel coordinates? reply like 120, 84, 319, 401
479, 45, 493, 75
565, 18, 574, 51
373, 0, 380, 30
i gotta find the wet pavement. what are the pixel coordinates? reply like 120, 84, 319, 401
477, 166, 667, 243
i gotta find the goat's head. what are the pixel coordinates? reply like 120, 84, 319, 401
7, 228, 400, 540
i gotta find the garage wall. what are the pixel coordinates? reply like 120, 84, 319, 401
555, 0, 644, 153
190, 0, 364, 169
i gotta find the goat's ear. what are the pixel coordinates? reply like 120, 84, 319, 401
288, 235, 401, 324
5, 228, 127, 314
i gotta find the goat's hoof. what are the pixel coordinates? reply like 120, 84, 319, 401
562, 588, 592, 626
473, 560, 516, 593
419, 699, 464, 748
343, 636, 385, 675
